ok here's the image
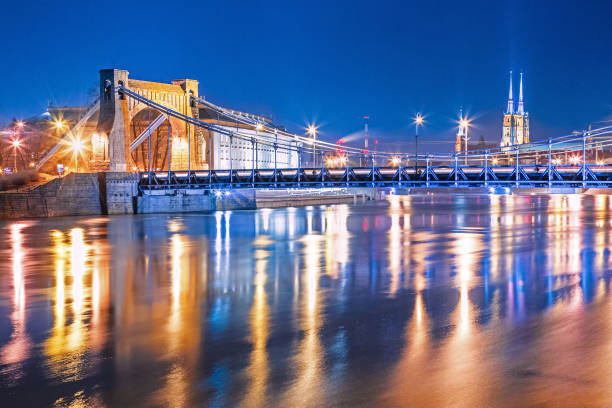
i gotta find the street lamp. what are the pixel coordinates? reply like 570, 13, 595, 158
12, 139, 21, 171
68, 137, 84, 172
458, 114, 470, 165
54, 120, 64, 130
414, 114, 424, 174
307, 124, 318, 167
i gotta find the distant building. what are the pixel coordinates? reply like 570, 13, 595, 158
455, 108, 468, 152
500, 71, 530, 147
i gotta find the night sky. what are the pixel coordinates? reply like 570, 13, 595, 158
1, 0, 611, 152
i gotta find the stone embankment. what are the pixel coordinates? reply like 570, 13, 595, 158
0, 174, 382, 220
3, 173, 605, 220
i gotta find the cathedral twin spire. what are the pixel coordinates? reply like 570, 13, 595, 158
501, 69, 530, 147
506, 70, 525, 115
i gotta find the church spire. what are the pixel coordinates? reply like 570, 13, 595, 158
506, 70, 514, 114
517, 71, 524, 115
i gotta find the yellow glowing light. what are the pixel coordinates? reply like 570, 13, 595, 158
307, 124, 318, 137
69, 138, 84, 153
12, 140, 21, 148
392, 157, 400, 166
597, 160, 604, 166
29, 162, 35, 168
16, 121, 24, 128
415, 114, 424, 125
492, 158, 498, 165
256, 123, 263, 131
54, 121, 64, 130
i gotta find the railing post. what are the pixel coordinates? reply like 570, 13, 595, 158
229, 134, 233, 188
187, 122, 191, 188
274, 142, 278, 188
148, 108, 151, 192
582, 130, 587, 188
297, 145, 301, 187
168, 118, 172, 190
320, 152, 325, 187
454, 154, 458, 188
398, 158, 403, 187
515, 147, 519, 188
251, 137, 255, 188
426, 156, 430, 187
346, 154, 350, 187
548, 138, 552, 189
484, 149, 488, 187
209, 128, 213, 188
371, 154, 375, 187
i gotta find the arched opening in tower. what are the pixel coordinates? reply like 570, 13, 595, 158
130, 109, 171, 171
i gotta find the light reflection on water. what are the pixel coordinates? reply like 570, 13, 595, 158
2, 194, 612, 406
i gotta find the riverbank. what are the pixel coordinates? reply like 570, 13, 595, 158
0, 173, 383, 219
1, 172, 610, 220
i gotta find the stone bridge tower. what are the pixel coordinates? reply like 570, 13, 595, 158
97, 69, 129, 172
94, 69, 202, 172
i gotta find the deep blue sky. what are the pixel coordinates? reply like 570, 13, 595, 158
1, 0, 611, 152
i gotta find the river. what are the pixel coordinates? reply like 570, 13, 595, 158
1, 194, 612, 407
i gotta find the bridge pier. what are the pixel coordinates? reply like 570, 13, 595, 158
97, 69, 129, 172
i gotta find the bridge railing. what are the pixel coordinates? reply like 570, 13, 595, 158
118, 85, 612, 190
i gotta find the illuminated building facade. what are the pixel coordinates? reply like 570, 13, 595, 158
2, 69, 297, 174
500, 71, 530, 147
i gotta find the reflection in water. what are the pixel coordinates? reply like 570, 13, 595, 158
283, 234, 324, 407
0, 223, 30, 383
3, 194, 612, 406
243, 246, 270, 407
45, 228, 91, 381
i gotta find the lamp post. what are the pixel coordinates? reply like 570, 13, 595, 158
458, 114, 470, 165
12, 140, 20, 172
69, 137, 84, 173
414, 114, 424, 175
307, 124, 317, 167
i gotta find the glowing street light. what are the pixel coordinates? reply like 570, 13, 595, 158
54, 120, 64, 130
307, 124, 318, 167
256, 122, 263, 132
11, 139, 21, 171
414, 114, 424, 174
68, 137, 84, 172
457, 112, 471, 164
569, 155, 580, 165
16, 121, 24, 128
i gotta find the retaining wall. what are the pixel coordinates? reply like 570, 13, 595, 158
0, 173, 103, 219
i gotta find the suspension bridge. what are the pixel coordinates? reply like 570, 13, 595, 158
32, 69, 612, 193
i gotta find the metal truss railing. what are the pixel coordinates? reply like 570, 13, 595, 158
118, 85, 612, 190
137, 163, 612, 192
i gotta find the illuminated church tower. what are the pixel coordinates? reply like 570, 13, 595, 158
500, 71, 530, 147
455, 107, 467, 152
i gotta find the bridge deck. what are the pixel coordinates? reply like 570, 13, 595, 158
137, 165, 612, 190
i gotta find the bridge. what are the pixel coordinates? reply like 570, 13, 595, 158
29, 69, 612, 191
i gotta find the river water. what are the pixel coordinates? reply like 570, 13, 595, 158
1, 194, 612, 407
